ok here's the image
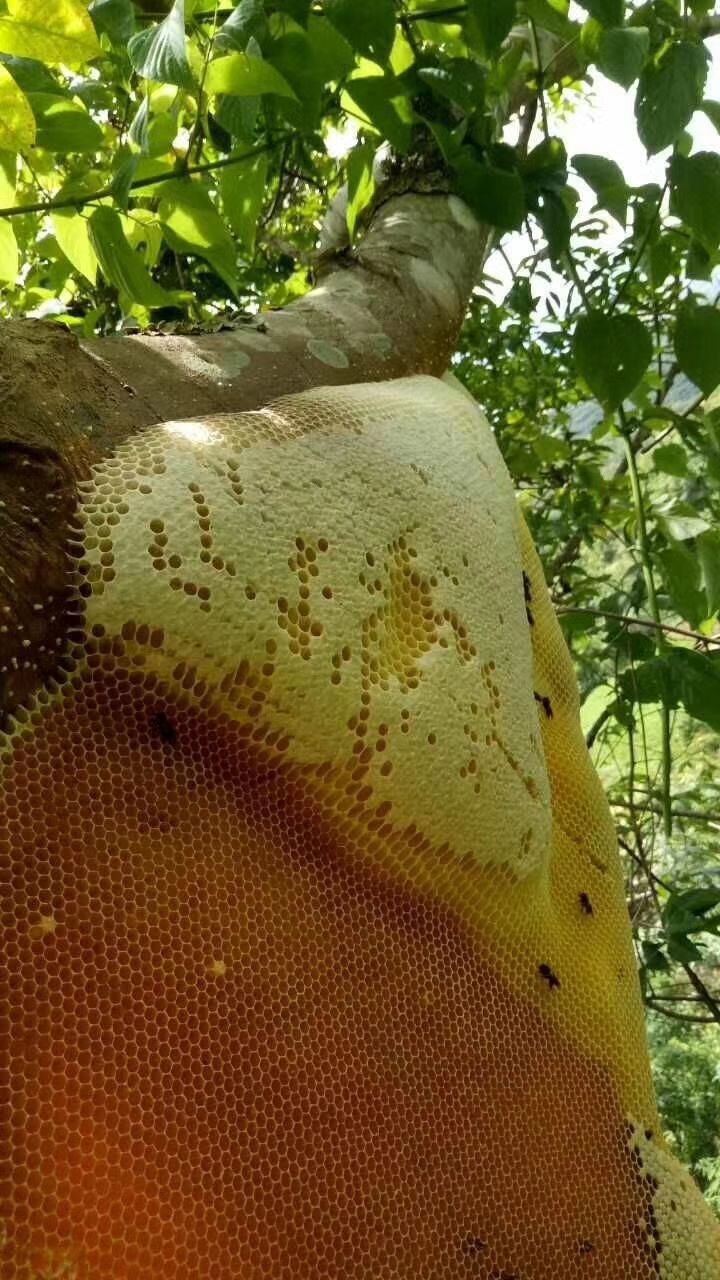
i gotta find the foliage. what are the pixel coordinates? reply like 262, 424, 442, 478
648, 1014, 720, 1210
0, 0, 718, 1098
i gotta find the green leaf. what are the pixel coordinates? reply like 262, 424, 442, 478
158, 177, 238, 293
697, 529, 720, 616
670, 151, 720, 252
214, 92, 258, 140
576, 0, 622, 28
0, 0, 101, 67
522, 0, 574, 39
573, 312, 652, 409
533, 189, 571, 261
273, 0, 310, 22
667, 934, 705, 964
573, 152, 628, 226
0, 61, 35, 149
686, 238, 712, 281
0, 149, 15, 207
0, 217, 18, 283
623, 648, 720, 733
663, 887, 720, 959
661, 512, 710, 542
636, 41, 708, 154
52, 208, 98, 283
620, 38, 653, 121
701, 99, 720, 134
346, 141, 375, 240
652, 443, 688, 477
325, 0, 395, 65
523, 137, 567, 190
146, 112, 177, 157
452, 155, 525, 230
641, 940, 669, 972
418, 59, 485, 112
267, 31, 322, 129
343, 75, 413, 153
215, 0, 267, 53
29, 93, 104, 152
219, 152, 267, 254
467, 0, 517, 55
656, 543, 705, 628
158, 177, 234, 252
88, 205, 175, 307
206, 51, 297, 98
306, 14, 355, 81
674, 305, 720, 397
128, 0, 193, 89
88, 0, 135, 45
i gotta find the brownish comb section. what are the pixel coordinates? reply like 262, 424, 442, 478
2, 671, 661, 1279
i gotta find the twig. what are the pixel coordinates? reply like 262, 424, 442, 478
556, 605, 720, 647
682, 962, 720, 1023
404, 4, 467, 20
517, 95, 538, 158
611, 799, 720, 825
528, 17, 549, 140
586, 704, 614, 749
610, 180, 668, 315
0, 141, 283, 220
620, 404, 671, 838
646, 1000, 716, 1024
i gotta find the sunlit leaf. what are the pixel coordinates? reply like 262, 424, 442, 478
343, 75, 413, 153
0, 218, 18, 283
206, 52, 297, 98
29, 93, 104, 153
573, 312, 652, 409
346, 141, 375, 240
158, 177, 238, 293
128, 0, 194, 89
52, 208, 98, 283
219, 152, 267, 254
0, 62, 34, 149
0, 0, 101, 67
89, 205, 175, 306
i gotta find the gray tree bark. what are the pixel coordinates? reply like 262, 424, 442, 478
0, 190, 486, 718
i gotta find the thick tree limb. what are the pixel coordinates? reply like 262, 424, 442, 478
0, 189, 487, 715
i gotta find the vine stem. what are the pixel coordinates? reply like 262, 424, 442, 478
555, 605, 720, 648
618, 405, 673, 840
0, 140, 282, 221
610, 179, 668, 315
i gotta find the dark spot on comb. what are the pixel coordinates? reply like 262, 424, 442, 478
151, 711, 178, 746
538, 963, 560, 990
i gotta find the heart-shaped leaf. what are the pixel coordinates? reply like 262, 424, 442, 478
573, 312, 652, 409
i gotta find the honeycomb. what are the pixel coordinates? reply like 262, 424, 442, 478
1, 375, 718, 1279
